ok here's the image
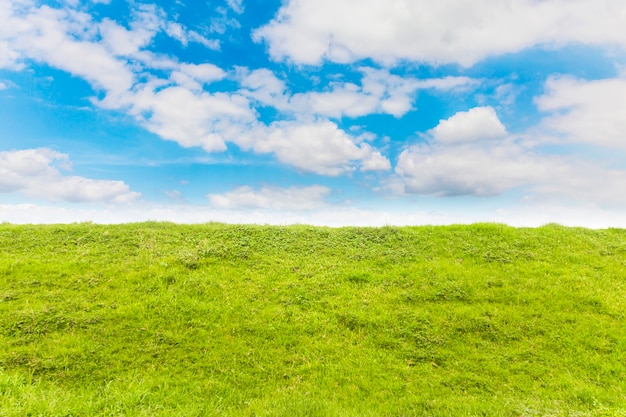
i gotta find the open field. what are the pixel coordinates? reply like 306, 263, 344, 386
0, 223, 625, 416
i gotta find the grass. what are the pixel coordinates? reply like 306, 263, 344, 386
0, 222, 625, 416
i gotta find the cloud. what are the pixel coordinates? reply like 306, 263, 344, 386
165, 22, 220, 50
237, 67, 288, 107
99, 81, 256, 152
99, 4, 162, 57
428, 106, 507, 145
164, 189, 182, 200
361, 151, 392, 172
535, 76, 626, 151
225, 0, 244, 14
396, 140, 626, 203
99, 67, 394, 176
208, 185, 331, 210
255, 0, 626, 66
0, 40, 21, 69
235, 120, 390, 176
208, 5, 241, 35
396, 107, 626, 204
3, 3, 135, 94
0, 1, 391, 177
239, 67, 476, 119
170, 63, 227, 91
0, 148, 140, 203
396, 141, 546, 197
188, 31, 220, 50
1, 1, 219, 97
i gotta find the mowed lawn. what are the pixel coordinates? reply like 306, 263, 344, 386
0, 223, 625, 416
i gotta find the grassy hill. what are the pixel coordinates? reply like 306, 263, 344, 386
0, 223, 625, 416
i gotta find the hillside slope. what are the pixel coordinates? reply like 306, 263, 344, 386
1, 223, 625, 416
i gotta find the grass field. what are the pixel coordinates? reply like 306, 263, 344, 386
0, 222, 625, 416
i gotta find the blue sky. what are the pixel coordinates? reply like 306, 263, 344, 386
1, 0, 626, 226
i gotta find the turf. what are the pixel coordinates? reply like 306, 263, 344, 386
0, 222, 625, 416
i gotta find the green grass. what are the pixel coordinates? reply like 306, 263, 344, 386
0, 222, 625, 416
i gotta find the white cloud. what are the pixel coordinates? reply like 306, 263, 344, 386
1, 1, 219, 97
164, 189, 182, 199
3, 3, 135, 95
208, 185, 331, 210
236, 120, 390, 176
165, 22, 220, 50
99, 20, 154, 57
170, 63, 227, 91
237, 67, 288, 107
0, 148, 139, 203
209, 7, 241, 35
0, 81, 7, 90
397, 139, 626, 203
361, 151, 392, 172
226, 0, 244, 14
165, 22, 186, 44
396, 107, 626, 204
255, 0, 626, 66
493, 83, 520, 107
187, 31, 220, 50
290, 82, 380, 118
100, 69, 396, 177
0, 40, 21, 69
396, 107, 526, 197
535, 76, 626, 151
100, 82, 256, 152
180, 63, 226, 82
0, 1, 391, 178
239, 67, 476, 119
428, 106, 507, 145
98, 4, 163, 57
99, 19, 146, 56
396, 141, 546, 197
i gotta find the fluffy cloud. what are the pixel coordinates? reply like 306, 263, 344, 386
396, 141, 546, 197
255, 0, 626, 66
98, 77, 389, 174
239, 67, 475, 119
0, 1, 395, 178
99, 81, 256, 152
535, 76, 626, 151
208, 185, 331, 210
1, 1, 391, 177
3, 4, 135, 95
1, 1, 224, 105
170, 63, 226, 90
165, 22, 220, 49
235, 120, 390, 176
225, 0, 244, 15
0, 40, 20, 69
99, 4, 162, 57
0, 148, 139, 203
396, 107, 626, 204
429, 107, 507, 145
236, 67, 289, 114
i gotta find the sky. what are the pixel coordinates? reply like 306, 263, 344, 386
1, 0, 626, 227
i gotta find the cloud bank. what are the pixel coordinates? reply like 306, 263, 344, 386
1, 0, 625, 227
255, 0, 626, 66
0, 148, 139, 203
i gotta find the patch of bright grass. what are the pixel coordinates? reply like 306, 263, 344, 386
1, 223, 625, 416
